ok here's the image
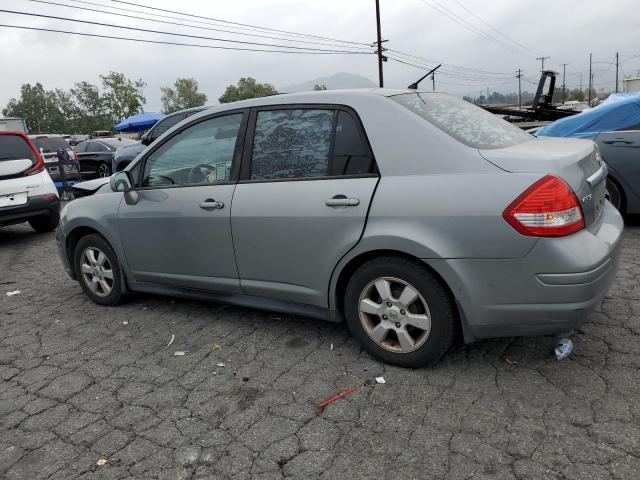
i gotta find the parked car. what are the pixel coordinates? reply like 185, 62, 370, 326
75, 137, 137, 178
57, 90, 623, 367
29, 135, 80, 187
112, 106, 208, 173
69, 134, 88, 147
1, 131, 59, 232
537, 93, 640, 213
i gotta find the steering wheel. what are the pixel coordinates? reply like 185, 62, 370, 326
188, 163, 216, 184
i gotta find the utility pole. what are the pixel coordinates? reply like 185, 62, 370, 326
579, 73, 583, 92
587, 53, 593, 106
536, 56, 550, 71
515, 69, 523, 109
560, 63, 569, 104
374, 0, 385, 88
615, 52, 619, 93
431, 71, 436, 91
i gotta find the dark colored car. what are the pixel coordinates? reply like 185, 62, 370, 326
75, 138, 137, 178
112, 106, 208, 172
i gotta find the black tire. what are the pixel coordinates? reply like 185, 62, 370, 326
28, 214, 59, 233
344, 256, 457, 368
73, 234, 123, 306
605, 177, 624, 213
97, 162, 111, 178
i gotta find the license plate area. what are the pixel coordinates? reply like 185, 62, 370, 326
0, 191, 28, 207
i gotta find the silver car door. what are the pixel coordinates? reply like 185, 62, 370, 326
117, 112, 247, 293
597, 130, 640, 197
231, 107, 379, 307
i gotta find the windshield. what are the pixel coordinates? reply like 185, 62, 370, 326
32, 137, 69, 153
391, 92, 533, 149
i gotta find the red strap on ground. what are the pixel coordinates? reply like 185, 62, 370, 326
318, 387, 359, 408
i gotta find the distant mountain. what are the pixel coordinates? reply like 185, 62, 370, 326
281, 72, 377, 93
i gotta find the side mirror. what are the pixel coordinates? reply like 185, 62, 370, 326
140, 132, 152, 146
110, 171, 134, 192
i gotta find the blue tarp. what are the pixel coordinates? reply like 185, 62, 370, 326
114, 112, 164, 132
537, 93, 640, 138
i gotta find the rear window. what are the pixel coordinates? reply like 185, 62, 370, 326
32, 137, 69, 153
0, 135, 36, 162
392, 92, 532, 149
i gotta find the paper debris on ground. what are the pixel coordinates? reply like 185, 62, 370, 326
216, 362, 226, 367
212, 344, 222, 350
6, 290, 21, 296
555, 338, 574, 360
375, 376, 386, 384
504, 357, 518, 365
174, 349, 192, 356
330, 343, 334, 350
96, 458, 107, 466
167, 334, 175, 347
122, 320, 128, 325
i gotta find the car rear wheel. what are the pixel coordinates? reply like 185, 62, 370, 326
28, 214, 59, 233
98, 162, 111, 178
74, 234, 123, 306
605, 177, 624, 212
344, 256, 457, 367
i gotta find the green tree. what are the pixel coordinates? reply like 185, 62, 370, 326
218, 77, 277, 104
99, 72, 146, 126
70, 81, 109, 133
566, 88, 585, 102
161, 77, 207, 114
2, 83, 65, 133
313, 84, 327, 91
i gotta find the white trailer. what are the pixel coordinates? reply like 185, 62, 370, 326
0, 117, 28, 133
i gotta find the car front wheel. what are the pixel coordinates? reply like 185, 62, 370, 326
74, 234, 123, 306
98, 162, 111, 178
344, 256, 457, 367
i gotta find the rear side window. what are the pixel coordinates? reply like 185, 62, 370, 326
74, 142, 88, 153
250, 109, 335, 180
331, 111, 374, 176
0, 135, 36, 162
392, 92, 532, 149
150, 113, 185, 140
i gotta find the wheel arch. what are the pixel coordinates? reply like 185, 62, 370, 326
606, 173, 627, 213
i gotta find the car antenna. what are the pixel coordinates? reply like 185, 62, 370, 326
407, 64, 441, 90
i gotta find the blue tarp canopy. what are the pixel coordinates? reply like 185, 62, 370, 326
537, 93, 640, 138
114, 112, 164, 132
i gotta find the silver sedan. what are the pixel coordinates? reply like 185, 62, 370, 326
57, 89, 623, 367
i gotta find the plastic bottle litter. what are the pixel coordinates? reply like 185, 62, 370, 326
554, 338, 574, 360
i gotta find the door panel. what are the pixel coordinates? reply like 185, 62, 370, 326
118, 185, 239, 292
597, 131, 640, 197
231, 177, 378, 306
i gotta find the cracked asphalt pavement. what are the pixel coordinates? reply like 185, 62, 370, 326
1, 221, 640, 480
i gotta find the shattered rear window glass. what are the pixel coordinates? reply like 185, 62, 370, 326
391, 92, 533, 149
251, 109, 334, 180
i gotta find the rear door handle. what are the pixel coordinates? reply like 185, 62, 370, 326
602, 139, 633, 144
199, 198, 225, 210
325, 195, 360, 207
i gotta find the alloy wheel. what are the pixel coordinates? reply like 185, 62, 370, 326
80, 247, 114, 297
98, 163, 110, 177
358, 277, 431, 353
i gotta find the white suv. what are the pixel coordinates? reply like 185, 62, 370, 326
0, 131, 60, 232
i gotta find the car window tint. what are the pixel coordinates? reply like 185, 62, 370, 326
32, 137, 68, 153
251, 109, 334, 180
0, 135, 36, 162
94, 143, 108, 152
142, 114, 243, 187
331, 111, 373, 175
392, 92, 533, 149
151, 113, 185, 140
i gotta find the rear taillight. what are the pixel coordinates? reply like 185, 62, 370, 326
503, 175, 584, 237
25, 151, 45, 176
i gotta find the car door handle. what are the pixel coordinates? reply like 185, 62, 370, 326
325, 195, 360, 207
602, 139, 633, 144
199, 199, 225, 210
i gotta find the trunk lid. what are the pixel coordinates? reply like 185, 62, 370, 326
480, 136, 607, 228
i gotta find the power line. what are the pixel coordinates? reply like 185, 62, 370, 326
386, 54, 514, 81
0, 23, 373, 54
106, 0, 368, 46
415, 0, 534, 58
387, 56, 517, 84
386, 49, 513, 76
23, 0, 372, 50
0, 8, 369, 53
449, 0, 538, 56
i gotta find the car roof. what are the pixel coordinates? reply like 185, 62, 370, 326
164, 105, 209, 118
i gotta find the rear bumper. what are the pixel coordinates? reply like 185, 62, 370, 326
0, 194, 60, 227
430, 201, 624, 342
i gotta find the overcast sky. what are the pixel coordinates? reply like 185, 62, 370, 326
1, 0, 639, 111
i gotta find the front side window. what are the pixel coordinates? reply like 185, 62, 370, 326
150, 113, 185, 141
142, 114, 243, 187
392, 92, 533, 149
251, 109, 334, 180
